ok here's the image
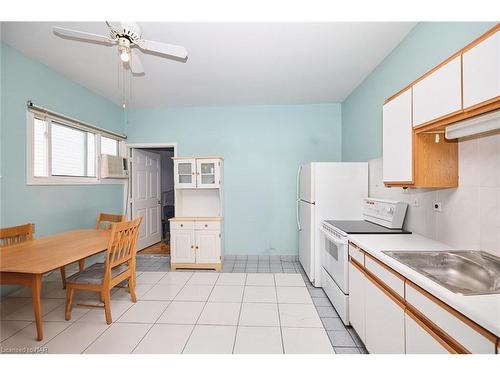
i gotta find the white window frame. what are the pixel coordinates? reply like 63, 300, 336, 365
26, 110, 126, 185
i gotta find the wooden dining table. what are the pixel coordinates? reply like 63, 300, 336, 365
0, 229, 110, 341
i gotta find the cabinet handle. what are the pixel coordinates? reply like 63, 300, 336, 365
191, 245, 194, 249
204, 224, 208, 228
195, 246, 199, 249
192, 172, 195, 175
180, 224, 183, 227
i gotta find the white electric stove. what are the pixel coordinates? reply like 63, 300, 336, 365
320, 198, 410, 325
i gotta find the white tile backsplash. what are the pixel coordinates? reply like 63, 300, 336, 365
370, 132, 500, 257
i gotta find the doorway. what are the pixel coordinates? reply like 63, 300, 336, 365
126, 143, 176, 256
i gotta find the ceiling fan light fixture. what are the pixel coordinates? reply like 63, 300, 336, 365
120, 48, 130, 62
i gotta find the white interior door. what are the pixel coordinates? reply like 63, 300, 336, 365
132, 149, 162, 250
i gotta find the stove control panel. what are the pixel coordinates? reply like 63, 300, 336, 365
363, 198, 408, 229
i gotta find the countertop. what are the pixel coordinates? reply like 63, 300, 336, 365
348, 233, 500, 338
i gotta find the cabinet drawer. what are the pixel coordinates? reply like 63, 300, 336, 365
348, 243, 365, 265
170, 221, 195, 230
406, 282, 496, 354
195, 221, 221, 231
364, 254, 405, 298
405, 310, 457, 354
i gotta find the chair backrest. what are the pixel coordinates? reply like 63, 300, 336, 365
0, 223, 34, 247
96, 213, 126, 230
103, 217, 142, 281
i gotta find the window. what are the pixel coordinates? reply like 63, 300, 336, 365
51, 122, 96, 177
100, 136, 119, 156
27, 110, 125, 185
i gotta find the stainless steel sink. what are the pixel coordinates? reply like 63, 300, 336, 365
382, 251, 500, 295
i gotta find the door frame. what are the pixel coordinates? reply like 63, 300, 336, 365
124, 142, 177, 220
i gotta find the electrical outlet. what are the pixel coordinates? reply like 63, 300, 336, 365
412, 198, 419, 207
433, 201, 442, 212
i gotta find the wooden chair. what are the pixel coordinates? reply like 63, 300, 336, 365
96, 212, 126, 230
64, 212, 126, 278
0, 223, 34, 246
0, 223, 69, 288
65, 217, 142, 324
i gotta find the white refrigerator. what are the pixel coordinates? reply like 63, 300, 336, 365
297, 162, 368, 287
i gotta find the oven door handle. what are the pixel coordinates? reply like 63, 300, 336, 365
320, 227, 348, 246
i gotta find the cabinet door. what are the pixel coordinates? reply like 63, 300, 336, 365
405, 311, 455, 354
195, 230, 221, 263
171, 229, 195, 263
348, 261, 366, 344
174, 159, 197, 188
413, 56, 462, 127
463, 31, 500, 109
383, 89, 413, 183
364, 275, 405, 354
196, 159, 221, 189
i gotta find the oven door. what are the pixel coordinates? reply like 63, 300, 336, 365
320, 227, 349, 293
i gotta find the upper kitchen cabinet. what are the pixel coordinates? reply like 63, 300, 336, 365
463, 29, 500, 110
383, 89, 413, 184
174, 158, 197, 188
412, 56, 462, 128
173, 157, 222, 189
196, 158, 221, 189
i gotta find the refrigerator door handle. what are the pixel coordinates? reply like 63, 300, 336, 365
296, 199, 301, 231
296, 165, 302, 201
296, 165, 302, 231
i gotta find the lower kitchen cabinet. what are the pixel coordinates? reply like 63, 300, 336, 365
195, 230, 221, 263
405, 310, 456, 354
364, 272, 406, 354
170, 219, 222, 271
171, 230, 196, 263
348, 261, 366, 343
348, 242, 500, 354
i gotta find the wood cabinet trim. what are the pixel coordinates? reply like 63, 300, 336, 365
349, 257, 405, 309
353, 246, 500, 345
407, 280, 498, 344
365, 252, 406, 282
385, 24, 499, 105
406, 307, 462, 354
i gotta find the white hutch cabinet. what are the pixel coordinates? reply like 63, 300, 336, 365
170, 157, 223, 271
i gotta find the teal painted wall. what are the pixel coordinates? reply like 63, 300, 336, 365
1, 43, 125, 234
125, 104, 342, 255
341, 22, 496, 162
1, 44, 125, 294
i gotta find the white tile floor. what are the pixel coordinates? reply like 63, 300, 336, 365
0, 270, 336, 354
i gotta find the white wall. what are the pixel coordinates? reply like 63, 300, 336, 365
370, 130, 500, 257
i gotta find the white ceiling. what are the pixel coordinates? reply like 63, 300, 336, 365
1, 22, 416, 107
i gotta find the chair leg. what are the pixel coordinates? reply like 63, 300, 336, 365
78, 259, 85, 271
59, 267, 67, 289
103, 290, 112, 324
99, 291, 104, 303
128, 276, 137, 303
65, 286, 75, 321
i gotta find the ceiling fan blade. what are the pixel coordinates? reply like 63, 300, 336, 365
105, 21, 123, 37
139, 39, 187, 59
53, 27, 115, 45
129, 49, 144, 74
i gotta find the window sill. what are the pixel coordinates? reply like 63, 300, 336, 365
27, 177, 127, 186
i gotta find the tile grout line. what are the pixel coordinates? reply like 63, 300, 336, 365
273, 274, 286, 354
77, 270, 176, 354
180, 273, 219, 354
128, 272, 196, 354
230, 273, 247, 354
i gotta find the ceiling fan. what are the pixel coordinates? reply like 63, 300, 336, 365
52, 22, 188, 74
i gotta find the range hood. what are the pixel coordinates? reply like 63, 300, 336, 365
445, 109, 500, 139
